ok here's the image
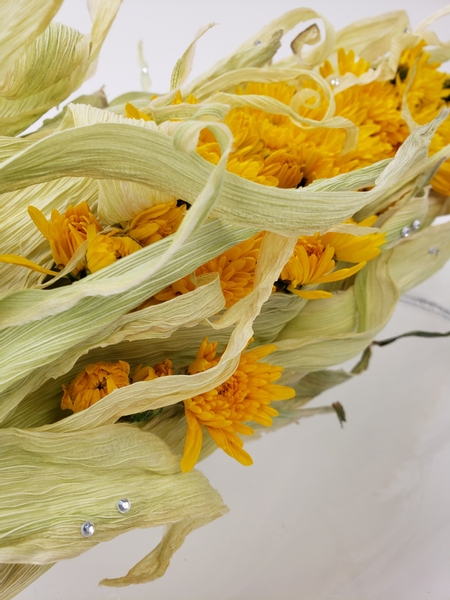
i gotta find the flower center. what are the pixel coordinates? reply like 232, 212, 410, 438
217, 376, 247, 406
95, 378, 107, 391
298, 237, 325, 259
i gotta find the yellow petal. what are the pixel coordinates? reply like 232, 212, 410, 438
0, 254, 58, 276
231, 422, 254, 436
27, 206, 51, 239
125, 102, 152, 121
181, 415, 203, 473
287, 286, 333, 300
312, 261, 366, 284
263, 384, 296, 400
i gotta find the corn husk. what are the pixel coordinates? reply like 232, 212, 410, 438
1, 3, 450, 597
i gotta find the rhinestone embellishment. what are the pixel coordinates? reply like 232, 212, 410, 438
411, 219, 421, 230
117, 498, 131, 514
401, 226, 411, 238
81, 521, 95, 537
330, 78, 340, 87
428, 247, 441, 255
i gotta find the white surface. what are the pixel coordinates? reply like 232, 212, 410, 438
52, 0, 450, 102
15, 1, 450, 599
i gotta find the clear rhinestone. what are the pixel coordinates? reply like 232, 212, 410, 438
403, 27, 410, 34
254, 39, 261, 45
81, 521, 95, 537
401, 226, 411, 238
330, 78, 340, 87
141, 67, 148, 74
411, 219, 421, 230
117, 498, 131, 514
428, 246, 441, 255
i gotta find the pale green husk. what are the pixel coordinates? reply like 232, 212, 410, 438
0, 3, 450, 597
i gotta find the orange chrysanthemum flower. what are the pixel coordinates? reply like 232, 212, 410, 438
62, 359, 173, 413
0, 202, 104, 277
61, 360, 131, 412
131, 359, 174, 382
28, 202, 102, 271
181, 339, 295, 472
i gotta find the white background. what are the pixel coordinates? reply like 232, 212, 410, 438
16, 1, 450, 599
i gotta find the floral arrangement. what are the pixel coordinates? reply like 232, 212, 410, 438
1, 1, 450, 597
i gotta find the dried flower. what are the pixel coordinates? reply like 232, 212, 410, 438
277, 234, 365, 299
181, 339, 295, 472
86, 226, 141, 273
154, 233, 263, 307
126, 201, 186, 246
61, 361, 131, 413
28, 202, 102, 271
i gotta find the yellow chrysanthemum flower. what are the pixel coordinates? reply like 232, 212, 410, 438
324, 44, 450, 193
197, 83, 331, 188
125, 91, 198, 121
196, 76, 394, 189
187, 338, 220, 375
125, 201, 186, 246
198, 97, 308, 188
61, 360, 131, 413
277, 234, 366, 300
181, 339, 295, 472
153, 220, 382, 308
396, 41, 448, 125
395, 41, 450, 196
315, 48, 407, 155
196, 43, 450, 194
125, 102, 153, 121
154, 233, 263, 307
171, 90, 199, 105
28, 202, 102, 271
320, 216, 386, 263
320, 48, 371, 78
429, 115, 450, 196
86, 225, 142, 273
